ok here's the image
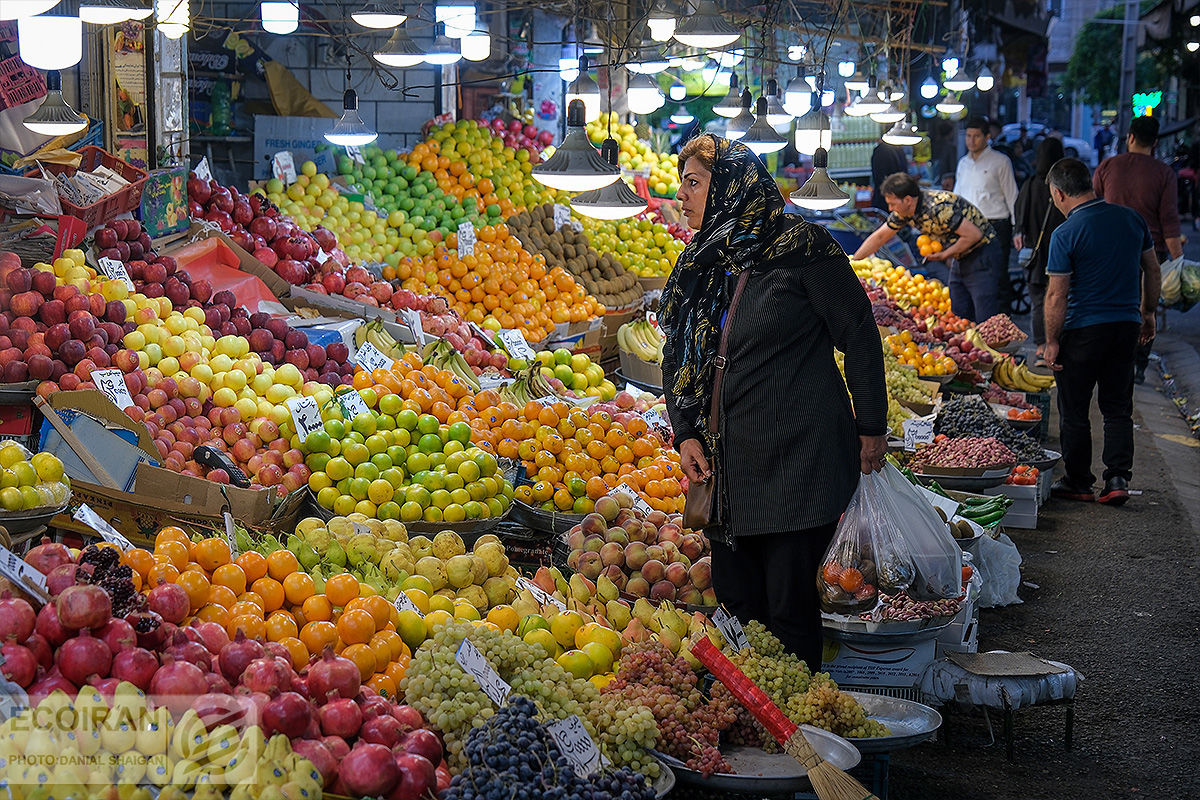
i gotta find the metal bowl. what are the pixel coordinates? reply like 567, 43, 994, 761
823, 612, 956, 642
1028, 449, 1062, 472
0, 499, 71, 534
913, 471, 1009, 492
844, 692, 943, 753
990, 403, 1041, 431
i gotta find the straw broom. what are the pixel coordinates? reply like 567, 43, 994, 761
691, 637, 880, 800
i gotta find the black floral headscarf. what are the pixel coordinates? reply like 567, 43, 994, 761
660, 135, 839, 446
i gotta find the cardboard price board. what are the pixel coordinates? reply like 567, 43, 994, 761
285, 396, 323, 443
457, 221, 476, 258
498, 329, 534, 361
97, 257, 135, 291
712, 606, 749, 652
455, 638, 510, 707
335, 388, 370, 419
91, 368, 135, 411
545, 715, 605, 776
607, 483, 653, 516
353, 341, 395, 372
0, 545, 49, 603
272, 151, 297, 184
394, 591, 425, 617
903, 417, 935, 451
74, 503, 136, 550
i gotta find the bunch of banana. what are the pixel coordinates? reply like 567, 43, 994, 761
497, 365, 562, 405
617, 320, 663, 364
354, 319, 408, 362
964, 328, 1007, 360
420, 338, 482, 391
993, 356, 1055, 393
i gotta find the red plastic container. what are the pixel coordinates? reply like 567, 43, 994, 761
23, 146, 148, 229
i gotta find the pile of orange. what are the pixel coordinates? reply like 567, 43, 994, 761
391, 227, 604, 344
916, 234, 944, 257
135, 526, 411, 699
873, 264, 952, 315
885, 332, 958, 376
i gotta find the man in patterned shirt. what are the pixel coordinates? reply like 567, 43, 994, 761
853, 172, 1002, 322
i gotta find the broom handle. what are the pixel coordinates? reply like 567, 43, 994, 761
690, 636, 798, 743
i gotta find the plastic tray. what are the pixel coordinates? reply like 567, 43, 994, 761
22, 146, 148, 229
613, 368, 663, 393
844, 692, 943, 753
913, 471, 1009, 492
822, 611, 957, 641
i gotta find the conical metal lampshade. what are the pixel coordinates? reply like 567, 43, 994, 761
725, 89, 754, 140
374, 26, 425, 66
713, 72, 741, 117
80, 0, 152, 23
673, 0, 739, 48
882, 118, 922, 146
23, 71, 87, 136
423, 23, 462, 64
532, 100, 621, 192
740, 97, 786, 155
571, 139, 648, 220
324, 89, 378, 146
791, 148, 849, 210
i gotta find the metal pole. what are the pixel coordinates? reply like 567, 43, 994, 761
1116, 0, 1138, 150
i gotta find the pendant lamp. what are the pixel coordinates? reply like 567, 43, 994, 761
882, 118, 922, 146
740, 96, 787, 155
794, 107, 831, 155
712, 72, 742, 118
532, 99, 621, 191
672, 0, 739, 49
724, 88, 753, 140
18, 14, 81, 70
565, 55, 601, 122
791, 148, 849, 210
571, 139, 648, 220
374, 26, 424, 66
352, 1, 404, 28
22, 70, 87, 136
80, 0, 152, 24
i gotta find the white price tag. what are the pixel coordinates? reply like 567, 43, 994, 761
353, 341, 395, 372
553, 203, 571, 230
400, 309, 425, 345
272, 151, 297, 184
351, 521, 371, 536
285, 396, 323, 443
336, 388, 370, 420
346, 146, 365, 165
516, 577, 566, 611
454, 638, 510, 707
546, 715, 606, 777
642, 408, 668, 430
478, 375, 506, 391
73, 503, 135, 550
193, 157, 212, 182
607, 483, 653, 516
0, 546, 49, 603
902, 417, 935, 451
97, 257, 135, 291
712, 606, 749, 652
497, 329, 534, 361
457, 221, 476, 258
223, 511, 240, 558
314, 248, 330, 265
92, 368, 135, 411
393, 591, 425, 617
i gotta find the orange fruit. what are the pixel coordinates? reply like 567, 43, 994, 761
278, 636, 310, 671
193, 538, 232, 572
366, 673, 397, 699
147, 562, 180, 589
325, 574, 360, 607
340, 643, 377, 680
175, 570, 211, 612
230, 601, 264, 619
228, 614, 267, 640
123, 548, 155, 578
301, 594, 334, 623
266, 550, 300, 581
336, 608, 376, 645
385, 656, 409, 686
369, 633, 394, 669
211, 563, 247, 596
194, 603, 230, 627
154, 526, 190, 549
251, 577, 285, 613
235, 552, 269, 583
372, 629, 408, 661
300, 620, 338, 655
265, 611, 300, 642
207, 584, 238, 609
359, 595, 394, 630
282, 572, 316, 606
155, 540, 189, 571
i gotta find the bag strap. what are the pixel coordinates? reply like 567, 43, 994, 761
1031, 197, 1054, 256
707, 271, 751, 435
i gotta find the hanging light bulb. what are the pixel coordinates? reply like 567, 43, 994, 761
571, 139, 648, 219
724, 89, 754, 140
18, 14, 81, 70
713, 48, 744, 69
791, 147, 848, 210
628, 42, 670, 74
325, 88, 378, 146
260, 1, 298, 34
942, 56, 959, 74
669, 105, 694, 124
870, 103, 905, 124
701, 62, 719, 84
423, 23, 462, 64
460, 21, 489, 61
844, 66, 869, 93
843, 96, 870, 117
672, 0, 739, 49
434, 0, 474, 37
783, 74, 813, 117
565, 55, 601, 122
819, 87, 834, 106
0, 0, 57, 20
837, 60, 855, 78
877, 80, 904, 102
647, 0, 676, 42
156, 0, 189, 38
22, 70, 87, 136
374, 26, 425, 66
80, 0, 152, 24
975, 64, 995, 92
794, 108, 831, 155
852, 83, 889, 116
712, 73, 742, 118
762, 79, 791, 127
627, 72, 665, 115
935, 97, 966, 114
943, 67, 975, 92
740, 97, 787, 155
882, 117, 922, 146
352, 1, 404, 28
920, 72, 939, 99
532, 99, 621, 191
559, 54, 580, 81
668, 78, 687, 101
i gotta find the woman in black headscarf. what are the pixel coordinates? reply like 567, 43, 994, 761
661, 134, 887, 671
1013, 136, 1066, 363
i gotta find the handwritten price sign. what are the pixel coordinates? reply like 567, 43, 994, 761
97, 257, 134, 291
516, 577, 566, 611
712, 606, 749, 652
545, 715, 606, 776
457, 221, 476, 258
394, 591, 425, 617
353, 341, 394, 372
285, 396, 323, 443
902, 417, 935, 451
455, 638, 510, 707
92, 368, 134, 411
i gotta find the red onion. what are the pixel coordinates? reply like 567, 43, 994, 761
111, 647, 158, 691
25, 537, 72, 575
146, 583, 189, 625
36, 603, 69, 646
165, 631, 213, 671
218, 631, 265, 682
340, 743, 400, 798
241, 657, 293, 694
22, 633, 52, 670
0, 642, 37, 687
318, 698, 363, 738
262, 691, 312, 739
55, 585, 112, 631
149, 659, 208, 714
27, 671, 76, 705
290, 739, 338, 788
396, 729, 443, 766
360, 715, 404, 748
307, 647, 360, 703
96, 618, 136, 654
190, 621, 229, 655
0, 592, 36, 642
55, 630, 112, 686
390, 752, 436, 800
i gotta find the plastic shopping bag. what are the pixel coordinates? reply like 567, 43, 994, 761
1161, 256, 1183, 307
878, 463, 963, 600
817, 470, 917, 615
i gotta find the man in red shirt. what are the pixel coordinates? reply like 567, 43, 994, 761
1092, 115, 1181, 383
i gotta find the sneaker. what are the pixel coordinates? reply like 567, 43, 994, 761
1134, 367, 1146, 385
1051, 479, 1094, 502
1098, 476, 1130, 506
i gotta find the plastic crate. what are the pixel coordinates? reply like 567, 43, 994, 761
23, 146, 148, 229
0, 55, 45, 112
0, 119, 103, 177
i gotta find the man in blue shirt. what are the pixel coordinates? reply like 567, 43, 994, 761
1043, 158, 1161, 505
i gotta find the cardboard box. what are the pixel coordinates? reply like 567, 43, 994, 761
821, 636, 938, 689
285, 286, 398, 324
134, 462, 275, 524
544, 325, 603, 356
618, 349, 663, 390
39, 391, 161, 491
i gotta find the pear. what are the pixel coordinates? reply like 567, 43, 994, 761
409, 534, 433, 559
511, 590, 541, 619
99, 706, 138, 754
456, 584, 488, 611
531, 566, 556, 594
657, 627, 683, 654
143, 754, 172, 787
605, 599, 632, 631
295, 540, 320, 571
596, 574, 620, 603
380, 549, 414, 582
295, 517, 326, 540
114, 751, 148, 785
49, 755, 88, 800
483, 576, 514, 608
621, 618, 652, 646
568, 574, 593, 604
655, 605, 689, 639
73, 685, 109, 735
632, 597, 657, 628
680, 633, 707, 672
346, 533, 378, 568
689, 611, 712, 636
431, 530, 466, 560
504, 565, 521, 581
323, 540, 347, 568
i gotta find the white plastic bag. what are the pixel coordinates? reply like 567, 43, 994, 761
973, 532, 1023, 608
878, 463, 963, 600
1161, 256, 1183, 306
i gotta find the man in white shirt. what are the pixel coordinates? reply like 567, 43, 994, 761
956, 117, 1019, 314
